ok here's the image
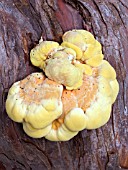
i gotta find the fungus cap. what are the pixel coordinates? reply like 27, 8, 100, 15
6, 29, 119, 141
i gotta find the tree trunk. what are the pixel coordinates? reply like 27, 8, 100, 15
0, 0, 128, 169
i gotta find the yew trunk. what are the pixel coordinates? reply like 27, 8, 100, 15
0, 0, 128, 169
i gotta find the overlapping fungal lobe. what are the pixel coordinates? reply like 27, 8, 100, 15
30, 39, 85, 90
61, 30, 104, 66
6, 29, 119, 141
6, 73, 63, 138
44, 48, 83, 90
30, 40, 60, 70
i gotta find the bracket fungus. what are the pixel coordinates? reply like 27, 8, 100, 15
6, 29, 119, 141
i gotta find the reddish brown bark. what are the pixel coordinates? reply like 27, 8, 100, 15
0, 0, 128, 169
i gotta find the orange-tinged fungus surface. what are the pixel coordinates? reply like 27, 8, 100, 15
6, 29, 119, 141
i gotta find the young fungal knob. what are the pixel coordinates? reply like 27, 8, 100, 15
64, 108, 87, 131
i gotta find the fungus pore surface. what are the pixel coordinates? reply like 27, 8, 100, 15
6, 30, 119, 141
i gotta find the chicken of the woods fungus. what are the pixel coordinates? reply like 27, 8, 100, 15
6, 29, 119, 141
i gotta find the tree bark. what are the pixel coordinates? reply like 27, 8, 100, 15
0, 0, 128, 169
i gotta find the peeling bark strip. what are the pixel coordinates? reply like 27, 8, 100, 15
0, 0, 128, 169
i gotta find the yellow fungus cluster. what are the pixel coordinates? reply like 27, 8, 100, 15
6, 30, 119, 141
